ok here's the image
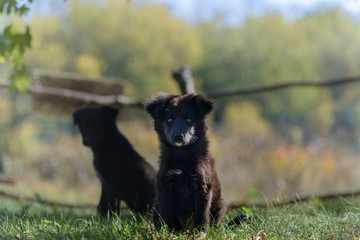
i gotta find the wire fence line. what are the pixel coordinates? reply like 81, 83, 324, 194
0, 189, 97, 209
227, 189, 360, 209
1, 188, 360, 210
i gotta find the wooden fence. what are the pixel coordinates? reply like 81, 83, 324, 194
1, 66, 360, 111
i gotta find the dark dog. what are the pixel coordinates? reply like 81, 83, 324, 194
73, 105, 157, 216
145, 93, 226, 230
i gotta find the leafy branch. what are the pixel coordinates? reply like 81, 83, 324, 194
0, 0, 33, 91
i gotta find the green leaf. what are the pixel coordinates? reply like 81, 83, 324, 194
7, 53, 30, 92
4, 0, 17, 15
19, 4, 30, 15
2, 25, 32, 55
9, 70, 30, 92
3, 26, 13, 39
241, 206, 252, 217
25, 26, 31, 48
0, 36, 10, 55
1, 0, 32, 15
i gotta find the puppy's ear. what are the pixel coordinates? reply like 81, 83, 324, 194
73, 108, 82, 126
145, 93, 174, 119
191, 94, 214, 119
101, 105, 119, 121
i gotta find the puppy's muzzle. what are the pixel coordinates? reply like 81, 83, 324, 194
173, 134, 184, 146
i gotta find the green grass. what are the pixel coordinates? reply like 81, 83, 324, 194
0, 197, 359, 239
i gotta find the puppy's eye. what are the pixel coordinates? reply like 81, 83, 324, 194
185, 118, 192, 124
167, 118, 173, 124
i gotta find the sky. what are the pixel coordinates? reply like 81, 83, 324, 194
149, 0, 360, 24
28, 0, 360, 25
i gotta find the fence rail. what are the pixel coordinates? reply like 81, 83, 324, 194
1, 188, 359, 210
0, 80, 144, 109
2, 70, 360, 110
0, 175, 16, 184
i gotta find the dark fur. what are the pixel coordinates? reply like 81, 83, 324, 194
145, 93, 226, 231
73, 105, 156, 216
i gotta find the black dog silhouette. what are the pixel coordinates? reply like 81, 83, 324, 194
73, 105, 156, 216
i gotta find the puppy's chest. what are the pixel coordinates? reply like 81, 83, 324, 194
163, 169, 199, 189
164, 169, 200, 212
160, 156, 203, 191
161, 166, 200, 213
93, 157, 122, 181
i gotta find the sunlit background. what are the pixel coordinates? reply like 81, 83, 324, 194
1, 0, 360, 205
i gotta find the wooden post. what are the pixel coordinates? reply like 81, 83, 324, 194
172, 65, 196, 95
0, 175, 17, 185
31, 69, 125, 118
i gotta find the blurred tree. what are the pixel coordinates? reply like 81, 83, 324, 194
75, 54, 104, 77
25, 16, 69, 71
0, 91, 32, 173
20, 3, 360, 145
295, 7, 360, 145
25, 0, 203, 97
223, 101, 273, 140
195, 8, 360, 143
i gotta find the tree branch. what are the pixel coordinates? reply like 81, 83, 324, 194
203, 76, 360, 98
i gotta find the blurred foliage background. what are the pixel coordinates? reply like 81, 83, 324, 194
1, 0, 360, 204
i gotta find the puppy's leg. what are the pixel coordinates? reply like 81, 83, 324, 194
98, 184, 109, 216
194, 189, 212, 230
152, 199, 162, 228
114, 198, 120, 214
98, 185, 118, 216
106, 191, 118, 214
158, 185, 177, 230
210, 198, 226, 225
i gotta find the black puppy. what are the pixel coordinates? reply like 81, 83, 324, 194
73, 105, 157, 216
145, 93, 226, 231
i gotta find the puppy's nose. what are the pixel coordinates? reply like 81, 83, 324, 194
174, 134, 183, 142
